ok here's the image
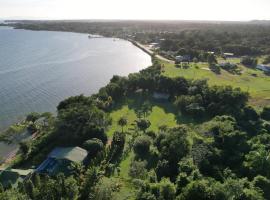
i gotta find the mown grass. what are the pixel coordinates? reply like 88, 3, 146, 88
107, 96, 180, 137
161, 58, 270, 107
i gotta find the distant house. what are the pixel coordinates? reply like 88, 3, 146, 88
175, 55, 191, 63
36, 147, 88, 176
149, 42, 159, 48
0, 168, 33, 188
153, 92, 170, 101
256, 64, 270, 72
223, 53, 234, 58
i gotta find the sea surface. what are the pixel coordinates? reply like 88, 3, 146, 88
0, 26, 151, 160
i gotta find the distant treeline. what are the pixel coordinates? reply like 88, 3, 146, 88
10, 20, 270, 55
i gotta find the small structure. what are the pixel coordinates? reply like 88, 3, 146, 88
153, 92, 170, 101
149, 42, 159, 49
256, 64, 270, 72
175, 55, 191, 63
223, 53, 234, 58
0, 168, 33, 188
36, 147, 88, 176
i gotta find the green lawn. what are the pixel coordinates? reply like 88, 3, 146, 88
111, 152, 136, 200
107, 98, 179, 199
162, 58, 270, 107
107, 103, 178, 137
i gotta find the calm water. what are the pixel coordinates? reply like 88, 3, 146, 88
0, 27, 151, 160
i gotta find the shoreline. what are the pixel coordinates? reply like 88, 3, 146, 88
0, 27, 153, 168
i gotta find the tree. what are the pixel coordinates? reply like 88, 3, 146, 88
19, 141, 31, 157
244, 146, 270, 178
178, 179, 217, 200
118, 116, 128, 133
83, 138, 104, 156
26, 112, 40, 123
136, 119, 151, 133
109, 131, 126, 163
129, 160, 148, 179
156, 126, 191, 165
0, 189, 28, 200
207, 54, 217, 65
24, 180, 35, 199
159, 178, 176, 200
241, 56, 258, 68
253, 176, 270, 200
261, 106, 270, 121
133, 135, 152, 157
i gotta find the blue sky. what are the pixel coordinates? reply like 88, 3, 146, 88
0, 0, 270, 21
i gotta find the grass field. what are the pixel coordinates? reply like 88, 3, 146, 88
107, 97, 178, 137
162, 58, 270, 107
106, 97, 179, 199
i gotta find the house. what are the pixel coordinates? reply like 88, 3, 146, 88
223, 53, 234, 58
0, 168, 33, 188
153, 92, 170, 101
175, 55, 191, 63
36, 147, 88, 176
256, 64, 270, 72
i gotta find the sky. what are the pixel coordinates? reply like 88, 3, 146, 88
0, 0, 270, 21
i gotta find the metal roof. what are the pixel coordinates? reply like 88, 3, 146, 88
48, 147, 88, 163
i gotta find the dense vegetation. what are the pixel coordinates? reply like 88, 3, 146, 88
1, 58, 270, 199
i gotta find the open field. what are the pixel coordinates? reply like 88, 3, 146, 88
107, 101, 178, 138
162, 58, 270, 107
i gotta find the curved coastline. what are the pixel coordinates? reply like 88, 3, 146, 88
0, 27, 152, 165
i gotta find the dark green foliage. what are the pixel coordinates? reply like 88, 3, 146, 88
209, 64, 221, 74
109, 131, 126, 163
129, 160, 148, 179
155, 126, 192, 179
26, 112, 40, 123
207, 54, 217, 65
57, 95, 92, 111
19, 141, 31, 157
261, 106, 270, 121
118, 116, 128, 133
136, 119, 151, 133
56, 104, 109, 145
133, 135, 152, 157
83, 138, 104, 156
253, 175, 270, 200
241, 56, 258, 68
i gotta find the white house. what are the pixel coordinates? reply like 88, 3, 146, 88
223, 53, 234, 58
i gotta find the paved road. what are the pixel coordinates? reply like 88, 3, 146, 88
132, 41, 174, 64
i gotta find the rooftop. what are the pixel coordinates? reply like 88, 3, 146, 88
48, 146, 88, 163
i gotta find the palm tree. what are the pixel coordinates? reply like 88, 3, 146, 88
118, 117, 128, 133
